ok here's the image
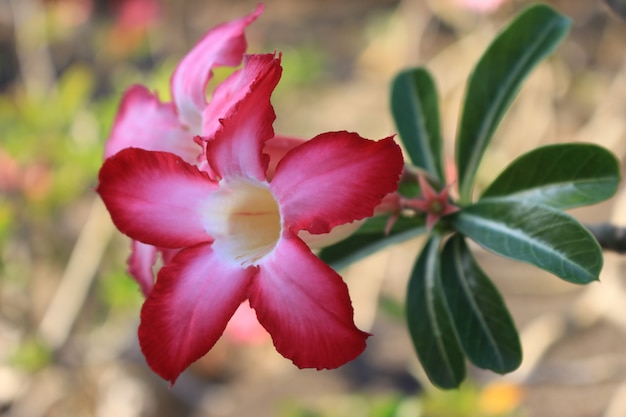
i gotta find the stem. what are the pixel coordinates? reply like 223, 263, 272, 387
38, 198, 115, 349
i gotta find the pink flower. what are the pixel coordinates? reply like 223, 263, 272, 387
111, 0, 161, 30
403, 173, 460, 229
104, 6, 264, 295
97, 53, 404, 383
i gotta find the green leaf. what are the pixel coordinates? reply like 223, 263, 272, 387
391, 68, 444, 182
440, 235, 522, 373
406, 236, 466, 388
352, 215, 405, 234
318, 216, 425, 271
456, 5, 571, 202
451, 200, 602, 284
481, 144, 620, 209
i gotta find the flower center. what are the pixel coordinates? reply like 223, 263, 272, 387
429, 200, 444, 215
203, 178, 282, 267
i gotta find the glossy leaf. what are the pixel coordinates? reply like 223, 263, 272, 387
406, 236, 466, 388
481, 144, 620, 209
391, 68, 444, 182
318, 216, 425, 271
440, 235, 521, 373
451, 199, 602, 284
456, 5, 571, 202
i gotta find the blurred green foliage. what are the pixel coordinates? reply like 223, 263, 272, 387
9, 337, 52, 372
0, 64, 109, 211
98, 268, 143, 310
281, 394, 419, 417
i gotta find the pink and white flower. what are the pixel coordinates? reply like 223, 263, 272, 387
97, 53, 404, 383
103, 6, 263, 295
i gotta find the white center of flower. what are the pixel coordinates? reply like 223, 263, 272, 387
203, 178, 282, 267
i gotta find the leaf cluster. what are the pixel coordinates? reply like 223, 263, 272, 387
320, 4, 621, 388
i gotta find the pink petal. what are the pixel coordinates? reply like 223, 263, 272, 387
205, 54, 282, 182
97, 148, 217, 248
104, 85, 201, 163
171, 5, 263, 131
264, 135, 306, 181
224, 301, 269, 345
374, 192, 402, 216
202, 55, 285, 141
417, 173, 438, 201
160, 247, 179, 265
249, 235, 369, 369
271, 133, 403, 234
139, 243, 254, 384
127, 240, 157, 296
384, 214, 399, 235
425, 213, 440, 230
126, 242, 181, 297
442, 204, 460, 216
404, 198, 430, 212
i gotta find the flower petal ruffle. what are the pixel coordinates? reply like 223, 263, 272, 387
139, 243, 254, 384
97, 148, 217, 248
202, 55, 283, 141
249, 235, 369, 369
272, 132, 403, 234
205, 53, 282, 182
171, 4, 263, 131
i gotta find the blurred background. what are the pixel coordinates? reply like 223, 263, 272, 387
1, 0, 626, 416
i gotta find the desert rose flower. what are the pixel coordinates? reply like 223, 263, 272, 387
104, 6, 263, 294
104, 5, 366, 296
97, 53, 404, 383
